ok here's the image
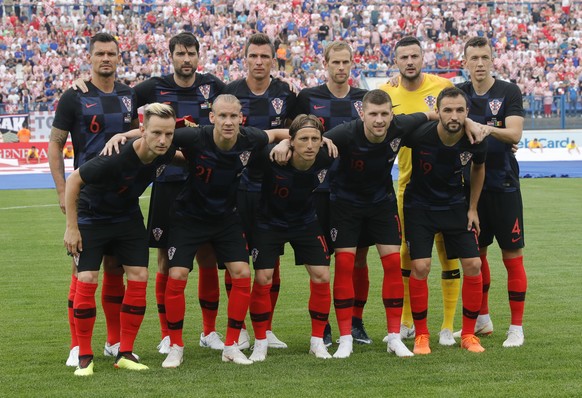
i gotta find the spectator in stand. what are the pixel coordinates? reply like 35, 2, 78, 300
17, 121, 31, 143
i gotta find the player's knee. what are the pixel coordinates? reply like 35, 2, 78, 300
77, 271, 99, 284
124, 266, 148, 282
411, 260, 431, 279
461, 257, 481, 276
254, 270, 273, 286
168, 266, 190, 281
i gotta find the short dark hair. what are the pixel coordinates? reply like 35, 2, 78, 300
394, 36, 422, 55
289, 114, 324, 139
169, 32, 200, 55
363, 89, 392, 108
464, 36, 493, 57
89, 32, 118, 54
245, 33, 275, 57
436, 87, 469, 109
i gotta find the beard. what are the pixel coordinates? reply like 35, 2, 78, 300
175, 66, 195, 79
443, 121, 463, 134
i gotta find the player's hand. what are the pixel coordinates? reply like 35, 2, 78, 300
388, 74, 399, 87
467, 209, 480, 236
511, 144, 518, 154
100, 134, 127, 156
270, 139, 292, 164
72, 78, 89, 93
322, 137, 338, 158
465, 118, 487, 144
64, 227, 83, 257
278, 75, 299, 94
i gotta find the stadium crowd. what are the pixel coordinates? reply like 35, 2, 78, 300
0, 0, 580, 116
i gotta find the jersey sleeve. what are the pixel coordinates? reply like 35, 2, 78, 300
505, 84, 525, 118
52, 89, 78, 131
391, 113, 429, 138
244, 126, 270, 149
78, 152, 117, 185
133, 78, 158, 108
471, 140, 488, 165
293, 90, 311, 116
172, 126, 204, 148
323, 121, 353, 152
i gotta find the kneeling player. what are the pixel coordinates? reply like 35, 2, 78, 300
63, 104, 176, 375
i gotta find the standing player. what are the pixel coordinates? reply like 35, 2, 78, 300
403, 87, 487, 355
63, 103, 176, 375
456, 37, 527, 347
160, 94, 290, 367
74, 32, 227, 354
248, 115, 334, 361
294, 41, 370, 346
324, 89, 430, 359
380, 36, 460, 346
48, 33, 139, 367
222, 33, 297, 350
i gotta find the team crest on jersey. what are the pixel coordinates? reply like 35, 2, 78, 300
251, 248, 259, 263
121, 96, 132, 112
168, 247, 176, 260
239, 151, 251, 166
424, 95, 437, 110
353, 101, 364, 118
271, 98, 284, 115
317, 169, 328, 184
489, 99, 502, 116
460, 151, 473, 166
156, 165, 166, 178
152, 228, 164, 241
390, 138, 402, 152
199, 84, 211, 100
330, 228, 338, 242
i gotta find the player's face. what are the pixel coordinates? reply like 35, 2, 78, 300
438, 96, 468, 134
245, 44, 274, 81
89, 41, 120, 78
463, 45, 493, 83
395, 44, 423, 82
362, 102, 393, 143
325, 49, 352, 85
142, 116, 175, 156
210, 101, 242, 142
171, 44, 199, 79
291, 127, 322, 164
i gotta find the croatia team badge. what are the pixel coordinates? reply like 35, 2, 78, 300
199, 85, 211, 101
317, 169, 328, 184
251, 248, 259, 263
489, 99, 502, 116
121, 96, 132, 112
330, 228, 338, 242
168, 247, 176, 260
354, 101, 364, 118
460, 151, 473, 166
271, 98, 284, 115
240, 151, 251, 166
156, 165, 166, 178
152, 228, 163, 242
424, 95, 437, 110
390, 138, 402, 153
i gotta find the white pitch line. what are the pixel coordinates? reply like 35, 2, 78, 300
0, 196, 151, 211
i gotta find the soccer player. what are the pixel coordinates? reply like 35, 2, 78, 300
63, 103, 176, 376
248, 115, 334, 361
293, 41, 370, 346
324, 89, 430, 358
379, 36, 460, 346
403, 87, 487, 355
159, 94, 289, 367
74, 32, 227, 354
456, 37, 527, 347
48, 33, 139, 367
222, 33, 297, 350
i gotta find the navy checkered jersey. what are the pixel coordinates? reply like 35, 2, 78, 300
53, 81, 138, 169
77, 138, 176, 224
457, 79, 524, 192
134, 73, 225, 182
252, 144, 334, 230
324, 113, 428, 207
223, 77, 297, 192
403, 121, 488, 210
171, 125, 269, 220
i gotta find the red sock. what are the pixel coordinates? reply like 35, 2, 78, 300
250, 282, 271, 340
68, 275, 78, 348
199, 266, 220, 335
120, 280, 147, 353
155, 273, 169, 339
165, 277, 187, 347
461, 274, 483, 335
309, 280, 330, 338
267, 260, 281, 330
224, 270, 232, 295
225, 277, 251, 346
101, 272, 124, 345
479, 254, 490, 315
352, 265, 369, 320
381, 253, 403, 334
74, 281, 98, 357
504, 256, 527, 326
409, 276, 429, 336
333, 252, 355, 336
